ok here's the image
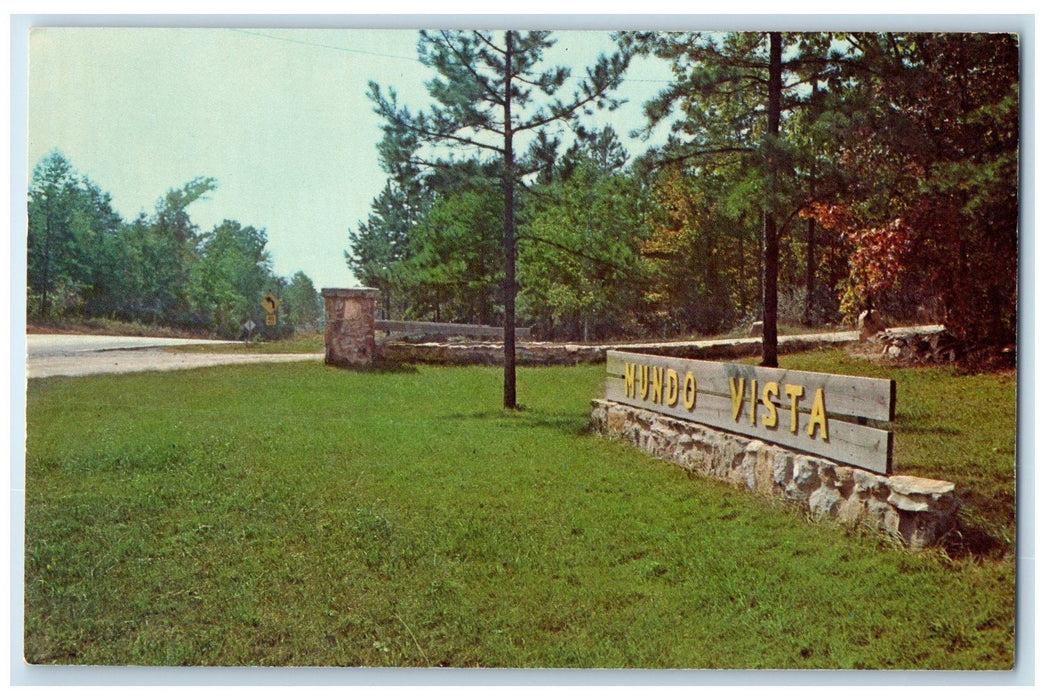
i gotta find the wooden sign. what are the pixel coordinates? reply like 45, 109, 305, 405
606, 351, 896, 474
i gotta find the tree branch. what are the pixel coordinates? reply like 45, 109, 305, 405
474, 31, 507, 59
649, 146, 754, 170
438, 30, 505, 106
517, 232, 634, 276
380, 102, 505, 155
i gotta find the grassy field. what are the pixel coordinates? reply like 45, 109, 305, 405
23, 353, 1016, 668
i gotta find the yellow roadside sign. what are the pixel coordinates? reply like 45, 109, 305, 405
261, 292, 280, 313
265, 313, 277, 326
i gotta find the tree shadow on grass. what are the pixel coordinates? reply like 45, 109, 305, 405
325, 359, 420, 374
442, 406, 590, 436
937, 519, 1012, 560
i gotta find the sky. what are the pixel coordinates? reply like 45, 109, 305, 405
26, 27, 674, 292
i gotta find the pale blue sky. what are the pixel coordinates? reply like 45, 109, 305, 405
27, 27, 672, 290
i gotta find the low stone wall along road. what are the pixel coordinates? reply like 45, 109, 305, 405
25, 334, 322, 379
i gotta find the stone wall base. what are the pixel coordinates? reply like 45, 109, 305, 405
380, 341, 605, 366
377, 335, 861, 367
590, 399, 959, 549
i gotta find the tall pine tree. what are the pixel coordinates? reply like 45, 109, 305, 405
368, 30, 629, 408
621, 31, 848, 364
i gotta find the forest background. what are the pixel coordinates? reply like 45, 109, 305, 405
26, 30, 1019, 356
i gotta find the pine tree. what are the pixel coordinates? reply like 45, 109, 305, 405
620, 31, 851, 363
27, 151, 122, 318
369, 30, 629, 408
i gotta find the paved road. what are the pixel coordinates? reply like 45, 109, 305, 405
25, 334, 322, 379
27, 334, 235, 356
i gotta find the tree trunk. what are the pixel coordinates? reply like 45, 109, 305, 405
761, 31, 782, 368
502, 31, 518, 409
41, 209, 52, 318
803, 216, 816, 326
803, 77, 818, 327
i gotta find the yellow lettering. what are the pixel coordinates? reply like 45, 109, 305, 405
807, 387, 829, 441
651, 366, 664, 404
665, 369, 679, 406
639, 364, 650, 400
624, 363, 636, 398
683, 371, 697, 410
730, 376, 746, 421
785, 384, 804, 434
750, 379, 759, 426
761, 381, 779, 429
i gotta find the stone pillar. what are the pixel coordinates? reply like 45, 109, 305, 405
322, 288, 379, 367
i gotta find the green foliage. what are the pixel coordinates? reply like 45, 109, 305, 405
33, 31, 1019, 352
805, 33, 1019, 345
27, 151, 123, 318
354, 31, 634, 340
621, 30, 851, 348
109, 214, 183, 323
615, 30, 1018, 347
519, 130, 647, 340
403, 186, 503, 324
26, 151, 314, 338
281, 271, 323, 330
346, 121, 432, 319
345, 183, 419, 318
188, 220, 274, 336
642, 165, 758, 335
148, 177, 219, 324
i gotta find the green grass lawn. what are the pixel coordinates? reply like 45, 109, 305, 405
23, 354, 1016, 668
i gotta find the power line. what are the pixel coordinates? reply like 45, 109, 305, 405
227, 28, 673, 84
227, 28, 418, 62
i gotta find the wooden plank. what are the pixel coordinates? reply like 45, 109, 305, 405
605, 376, 892, 474
376, 320, 532, 340
607, 350, 894, 422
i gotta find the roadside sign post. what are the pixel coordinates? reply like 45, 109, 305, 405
261, 293, 280, 332
243, 319, 256, 345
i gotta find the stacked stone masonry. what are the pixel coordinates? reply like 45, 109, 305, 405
590, 399, 959, 549
322, 288, 379, 368
380, 341, 605, 366
377, 335, 855, 367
